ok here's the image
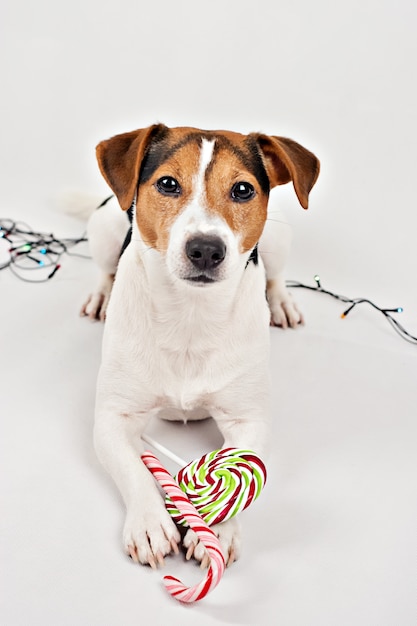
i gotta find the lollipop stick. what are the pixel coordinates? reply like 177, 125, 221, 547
141, 433, 186, 467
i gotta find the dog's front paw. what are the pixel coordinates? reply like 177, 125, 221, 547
80, 274, 114, 321
80, 292, 110, 321
183, 517, 241, 568
267, 279, 304, 329
123, 505, 181, 568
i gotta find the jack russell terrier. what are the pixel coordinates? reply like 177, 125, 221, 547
82, 124, 320, 569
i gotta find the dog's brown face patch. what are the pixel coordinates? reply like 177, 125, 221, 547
96, 123, 320, 226
204, 134, 269, 253
135, 138, 200, 252
135, 128, 270, 254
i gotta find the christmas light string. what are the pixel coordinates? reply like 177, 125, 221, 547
0, 218, 88, 283
287, 275, 417, 345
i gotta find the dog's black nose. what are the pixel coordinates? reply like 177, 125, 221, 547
186, 236, 226, 271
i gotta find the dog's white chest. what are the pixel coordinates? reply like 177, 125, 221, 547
150, 322, 234, 415
99, 242, 270, 422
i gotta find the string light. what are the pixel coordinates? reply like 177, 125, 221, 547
287, 276, 417, 345
0, 218, 88, 283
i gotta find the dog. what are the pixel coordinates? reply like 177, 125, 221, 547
82, 124, 319, 569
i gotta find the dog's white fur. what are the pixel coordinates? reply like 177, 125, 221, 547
82, 126, 319, 568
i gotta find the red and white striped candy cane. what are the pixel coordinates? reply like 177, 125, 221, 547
141, 450, 226, 603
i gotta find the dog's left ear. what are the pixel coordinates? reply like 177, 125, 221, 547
255, 135, 320, 209
96, 124, 167, 211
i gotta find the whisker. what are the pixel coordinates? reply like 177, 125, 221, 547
130, 237, 158, 253
265, 217, 291, 225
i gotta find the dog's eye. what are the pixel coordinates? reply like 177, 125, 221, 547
155, 176, 181, 196
231, 182, 255, 202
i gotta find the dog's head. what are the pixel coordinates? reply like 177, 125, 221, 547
96, 125, 320, 285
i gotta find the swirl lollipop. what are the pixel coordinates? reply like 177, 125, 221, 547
141, 445, 267, 604
166, 447, 267, 526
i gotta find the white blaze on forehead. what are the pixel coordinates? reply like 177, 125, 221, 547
166, 135, 243, 279
193, 138, 216, 202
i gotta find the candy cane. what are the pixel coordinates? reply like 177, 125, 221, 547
141, 450, 226, 603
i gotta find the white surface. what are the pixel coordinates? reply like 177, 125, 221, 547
1, 1, 416, 625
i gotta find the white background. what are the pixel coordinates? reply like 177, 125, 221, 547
1, 1, 416, 625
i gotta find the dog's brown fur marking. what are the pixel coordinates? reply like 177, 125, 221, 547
95, 125, 320, 253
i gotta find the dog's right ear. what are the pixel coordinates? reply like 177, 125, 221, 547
96, 124, 167, 211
